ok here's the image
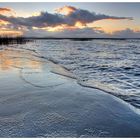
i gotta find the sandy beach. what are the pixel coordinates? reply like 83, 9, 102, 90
0, 45, 140, 137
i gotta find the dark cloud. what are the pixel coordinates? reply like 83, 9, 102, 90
64, 7, 133, 25
0, 6, 133, 28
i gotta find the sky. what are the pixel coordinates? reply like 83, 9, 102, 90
0, 3, 140, 38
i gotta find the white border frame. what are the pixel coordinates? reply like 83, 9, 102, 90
1, 0, 140, 2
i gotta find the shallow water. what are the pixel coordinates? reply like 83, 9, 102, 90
0, 39, 140, 108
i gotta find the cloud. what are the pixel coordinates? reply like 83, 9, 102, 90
0, 7, 15, 15
0, 12, 64, 28
0, 8, 12, 13
55, 6, 77, 15
24, 27, 108, 38
0, 6, 133, 28
24, 27, 140, 38
0, 6, 138, 38
63, 6, 133, 25
112, 28, 140, 38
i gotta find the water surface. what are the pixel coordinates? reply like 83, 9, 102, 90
1, 39, 140, 108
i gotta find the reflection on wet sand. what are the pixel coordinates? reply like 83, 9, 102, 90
0, 46, 67, 88
0, 47, 42, 71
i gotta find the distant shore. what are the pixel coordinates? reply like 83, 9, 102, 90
0, 36, 140, 44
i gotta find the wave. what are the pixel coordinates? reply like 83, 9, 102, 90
35, 54, 140, 112
3, 40, 140, 112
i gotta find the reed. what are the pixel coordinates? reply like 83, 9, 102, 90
0, 37, 30, 45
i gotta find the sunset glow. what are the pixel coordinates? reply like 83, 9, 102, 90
0, 30, 23, 37
55, 6, 76, 15
0, 3, 139, 38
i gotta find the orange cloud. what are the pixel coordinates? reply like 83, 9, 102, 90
0, 7, 12, 14
0, 19, 10, 25
0, 30, 23, 37
75, 21, 86, 29
0, 8, 11, 12
0, 7, 16, 16
55, 6, 76, 15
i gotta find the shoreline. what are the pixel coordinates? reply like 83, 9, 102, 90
0, 45, 140, 137
35, 53, 140, 114
0, 45, 140, 138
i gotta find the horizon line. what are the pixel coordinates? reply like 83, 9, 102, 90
0, 37, 140, 40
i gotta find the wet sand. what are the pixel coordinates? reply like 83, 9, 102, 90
0, 46, 140, 137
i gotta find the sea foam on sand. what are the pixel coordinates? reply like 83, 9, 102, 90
0, 45, 140, 137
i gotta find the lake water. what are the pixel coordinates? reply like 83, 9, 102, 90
1, 39, 140, 108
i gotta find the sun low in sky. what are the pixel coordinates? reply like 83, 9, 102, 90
0, 3, 140, 38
